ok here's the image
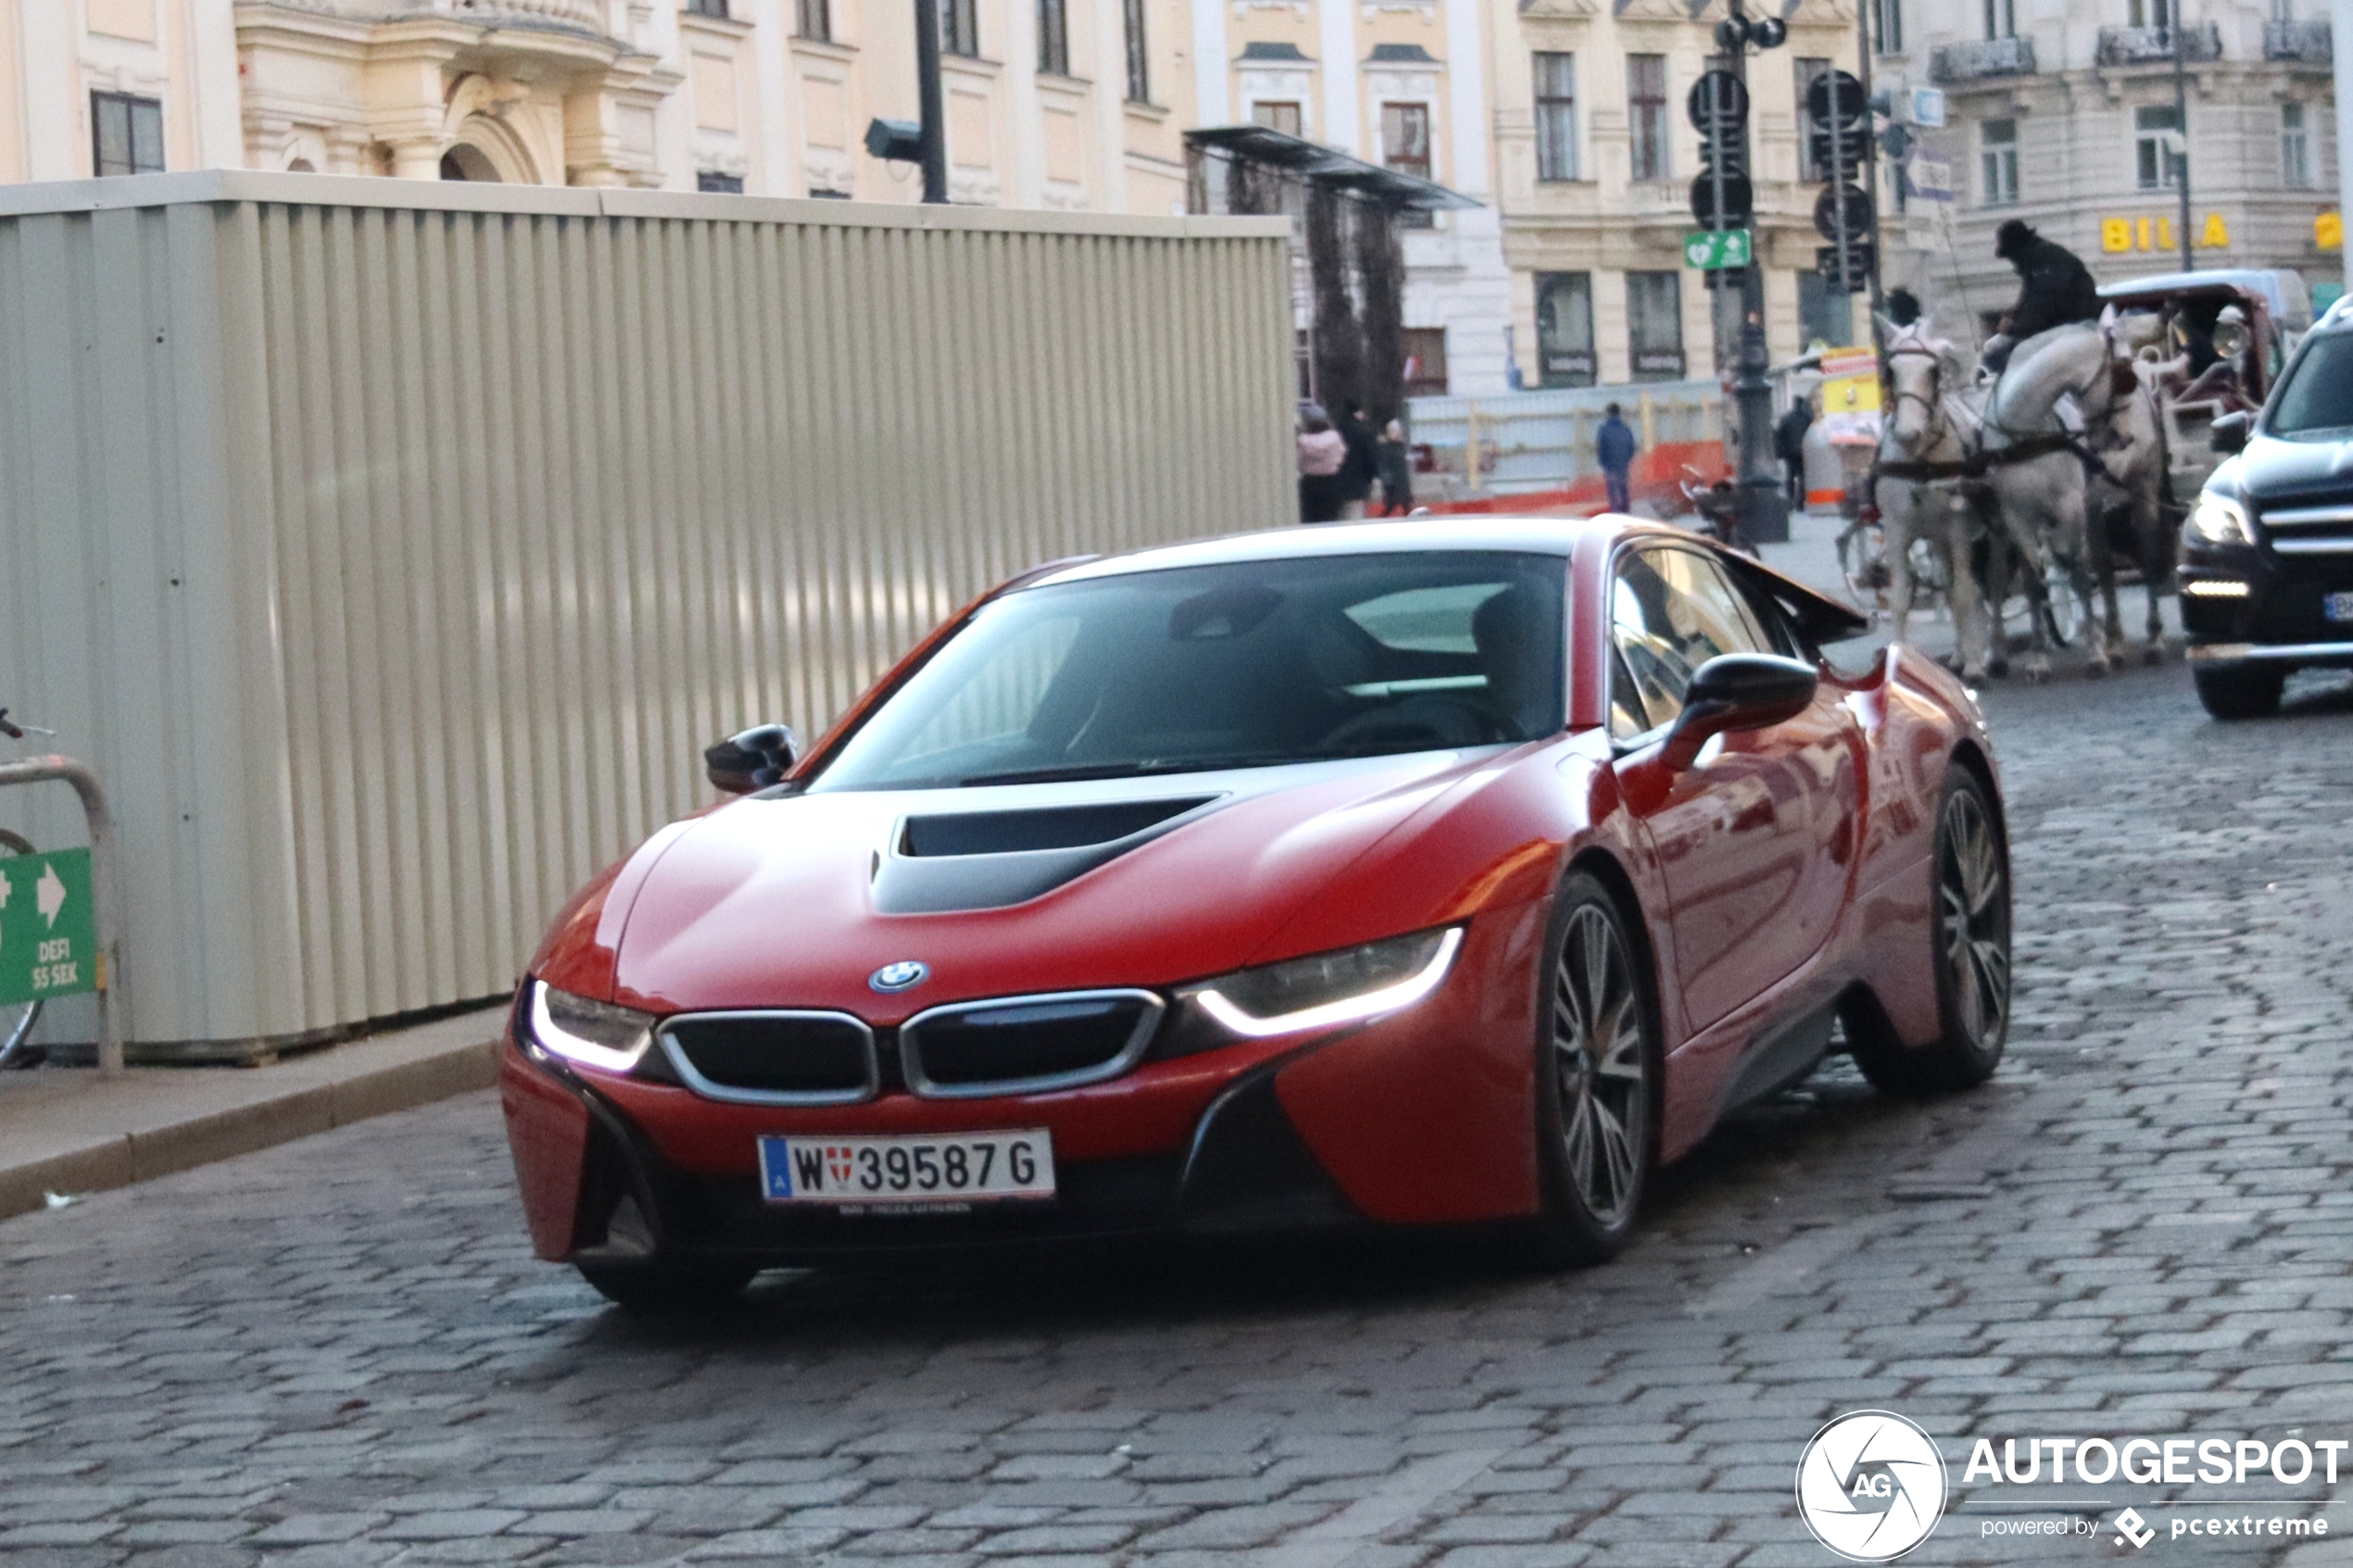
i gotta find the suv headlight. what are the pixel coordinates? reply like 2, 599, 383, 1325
522, 978, 655, 1073
1189, 927, 1464, 1039
2185, 494, 2253, 546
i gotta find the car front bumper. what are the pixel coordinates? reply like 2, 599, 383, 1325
2179, 536, 2353, 667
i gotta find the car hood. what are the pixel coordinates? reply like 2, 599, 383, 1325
598, 750, 1507, 1020
2225, 432, 2353, 505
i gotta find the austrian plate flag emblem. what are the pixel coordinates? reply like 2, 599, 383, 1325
827, 1148, 854, 1186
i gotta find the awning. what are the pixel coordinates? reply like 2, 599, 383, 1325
1183, 126, 1482, 211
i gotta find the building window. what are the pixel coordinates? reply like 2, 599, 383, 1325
1628, 55, 1668, 183
1123, 0, 1150, 102
1038, 0, 1068, 75
1381, 103, 1431, 181
1533, 53, 1579, 182
1981, 117, 2019, 206
1984, 0, 2016, 38
1403, 328, 1449, 396
2283, 102, 2312, 188
1252, 101, 1302, 135
1798, 272, 1855, 349
1794, 57, 1831, 182
2136, 104, 2182, 190
685, 0, 730, 16
2127, 0, 2172, 24
91, 92, 164, 177
1873, 0, 1903, 53
1627, 270, 1684, 381
940, 0, 977, 57
1536, 272, 1596, 387
698, 170, 746, 193
797, 0, 830, 40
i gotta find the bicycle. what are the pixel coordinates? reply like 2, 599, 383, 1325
0, 708, 49, 1071
1835, 504, 1951, 621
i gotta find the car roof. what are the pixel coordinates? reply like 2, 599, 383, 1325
2099, 268, 2311, 330
1028, 517, 1609, 586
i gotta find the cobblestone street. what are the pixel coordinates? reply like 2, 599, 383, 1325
5, 661, 2353, 1568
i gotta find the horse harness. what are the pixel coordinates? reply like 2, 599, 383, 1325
1868, 328, 2128, 489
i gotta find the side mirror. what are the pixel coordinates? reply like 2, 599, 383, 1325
2210, 409, 2250, 455
1660, 654, 1818, 771
705, 722, 799, 796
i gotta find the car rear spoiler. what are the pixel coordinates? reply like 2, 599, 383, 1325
1718, 550, 1874, 646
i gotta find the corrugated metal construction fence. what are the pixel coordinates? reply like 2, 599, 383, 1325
0, 172, 1294, 1059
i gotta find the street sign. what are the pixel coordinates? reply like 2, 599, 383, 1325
1683, 229, 1754, 270
1686, 71, 1749, 133
1907, 159, 1955, 201
0, 847, 99, 1007
1805, 70, 1868, 130
1813, 183, 1876, 240
1690, 170, 1755, 229
1816, 243, 1877, 292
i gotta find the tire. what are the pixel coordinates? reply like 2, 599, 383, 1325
575, 1259, 760, 1313
1522, 871, 1659, 1266
1853, 766, 2012, 1097
0, 828, 44, 1071
2193, 664, 2285, 721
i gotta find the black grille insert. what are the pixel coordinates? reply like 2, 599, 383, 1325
661, 1012, 877, 1105
901, 990, 1164, 1097
900, 798, 1214, 858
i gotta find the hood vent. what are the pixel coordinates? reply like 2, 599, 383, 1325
900, 797, 1216, 858
875, 795, 1223, 914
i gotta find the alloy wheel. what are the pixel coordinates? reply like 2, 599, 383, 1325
1551, 904, 1648, 1228
1936, 787, 2010, 1052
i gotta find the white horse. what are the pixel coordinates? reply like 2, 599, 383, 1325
1973, 322, 2126, 678
1876, 321, 2001, 679
2082, 345, 2172, 665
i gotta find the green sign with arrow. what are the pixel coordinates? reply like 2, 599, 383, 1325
1683, 228, 1754, 270
0, 847, 99, 1006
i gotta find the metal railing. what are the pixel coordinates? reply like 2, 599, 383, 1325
2095, 23, 2223, 67
1930, 36, 2038, 84
2265, 19, 2333, 62
0, 758, 122, 1078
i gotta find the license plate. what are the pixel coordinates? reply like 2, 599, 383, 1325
2325, 592, 2353, 624
758, 1131, 1056, 1205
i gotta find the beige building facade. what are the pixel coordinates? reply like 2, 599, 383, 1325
0, 0, 1199, 213
1491, 0, 1893, 387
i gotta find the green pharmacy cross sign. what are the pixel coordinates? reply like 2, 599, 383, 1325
0, 848, 99, 1006
1684, 229, 1754, 270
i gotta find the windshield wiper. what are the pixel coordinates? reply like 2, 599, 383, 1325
958, 754, 1317, 786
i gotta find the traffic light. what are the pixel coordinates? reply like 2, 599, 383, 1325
1687, 70, 1752, 232
1804, 68, 1874, 296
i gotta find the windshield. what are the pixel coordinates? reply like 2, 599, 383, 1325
2268, 330, 2353, 437
812, 551, 1567, 792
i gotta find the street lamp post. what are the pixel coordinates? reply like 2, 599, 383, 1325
2336, 0, 2353, 298
1727, 0, 1785, 545
915, 0, 949, 203
2172, 3, 2193, 271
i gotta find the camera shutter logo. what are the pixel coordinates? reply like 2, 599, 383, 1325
1795, 1411, 1947, 1562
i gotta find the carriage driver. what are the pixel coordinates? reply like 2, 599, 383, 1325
1980, 219, 2103, 375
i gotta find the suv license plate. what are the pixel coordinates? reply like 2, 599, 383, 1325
758, 1131, 1055, 1204
2325, 591, 2353, 624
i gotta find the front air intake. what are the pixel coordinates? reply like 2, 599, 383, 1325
900, 990, 1164, 1098
900, 797, 1217, 857
659, 1011, 878, 1106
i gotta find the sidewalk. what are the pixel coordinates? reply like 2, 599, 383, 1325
0, 1007, 503, 1221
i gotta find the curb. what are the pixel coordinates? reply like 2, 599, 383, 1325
0, 1012, 502, 1222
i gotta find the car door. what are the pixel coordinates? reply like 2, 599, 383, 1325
1607, 545, 1860, 1035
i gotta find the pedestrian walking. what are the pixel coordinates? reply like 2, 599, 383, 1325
1298, 403, 1349, 523
1774, 395, 1814, 513
1596, 402, 1639, 515
1375, 420, 1414, 516
1332, 402, 1379, 521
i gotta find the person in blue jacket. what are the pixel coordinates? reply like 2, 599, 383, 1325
1596, 403, 1639, 514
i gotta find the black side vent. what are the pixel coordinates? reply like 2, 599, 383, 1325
900, 797, 1217, 858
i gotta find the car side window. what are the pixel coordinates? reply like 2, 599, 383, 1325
1608, 547, 1771, 739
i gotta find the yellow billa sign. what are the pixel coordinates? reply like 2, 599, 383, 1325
2101, 214, 2231, 253
2317, 212, 2343, 252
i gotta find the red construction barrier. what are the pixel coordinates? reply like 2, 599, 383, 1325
1417, 440, 1731, 518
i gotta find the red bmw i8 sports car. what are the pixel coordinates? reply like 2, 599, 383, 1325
501, 519, 2011, 1307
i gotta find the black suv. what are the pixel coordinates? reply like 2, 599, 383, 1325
2182, 299, 2353, 718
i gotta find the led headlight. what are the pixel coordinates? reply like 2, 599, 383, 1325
523, 978, 655, 1073
1190, 927, 1464, 1039
2185, 494, 2254, 547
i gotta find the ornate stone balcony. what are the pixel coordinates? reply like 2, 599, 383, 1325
2095, 23, 2223, 68
2265, 19, 2333, 63
1929, 36, 2037, 86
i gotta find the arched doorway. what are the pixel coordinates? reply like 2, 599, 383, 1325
439, 143, 501, 182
